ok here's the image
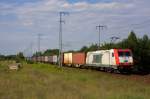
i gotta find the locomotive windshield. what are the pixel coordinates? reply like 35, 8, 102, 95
118, 51, 131, 57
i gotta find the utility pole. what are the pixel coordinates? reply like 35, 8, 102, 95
96, 25, 107, 49
22, 42, 33, 60
59, 12, 69, 67
37, 33, 43, 62
30, 42, 33, 56
38, 33, 42, 53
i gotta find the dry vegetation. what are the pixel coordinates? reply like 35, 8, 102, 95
0, 61, 150, 99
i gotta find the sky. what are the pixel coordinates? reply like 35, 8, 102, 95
0, 0, 150, 56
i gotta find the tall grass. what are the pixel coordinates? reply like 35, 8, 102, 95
0, 61, 149, 99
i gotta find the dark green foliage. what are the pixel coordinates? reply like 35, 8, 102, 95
33, 52, 43, 57
100, 43, 115, 49
79, 46, 89, 52
88, 44, 99, 51
16, 52, 25, 59
79, 44, 99, 52
0, 55, 16, 61
137, 35, 150, 71
32, 49, 59, 57
0, 54, 5, 61
65, 50, 76, 53
0, 52, 25, 63
16, 52, 25, 63
43, 49, 59, 56
126, 31, 139, 61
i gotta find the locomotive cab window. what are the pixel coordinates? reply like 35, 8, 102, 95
118, 51, 131, 57
125, 52, 131, 56
112, 53, 114, 57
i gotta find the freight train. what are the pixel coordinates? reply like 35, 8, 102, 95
30, 55, 58, 64
29, 49, 134, 73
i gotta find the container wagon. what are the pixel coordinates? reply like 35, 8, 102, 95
48, 55, 58, 64
37, 56, 41, 62
52, 55, 58, 64
41, 56, 45, 63
44, 56, 49, 63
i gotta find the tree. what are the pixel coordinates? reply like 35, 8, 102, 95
0, 54, 5, 60
79, 46, 89, 52
101, 43, 116, 49
127, 31, 138, 48
33, 52, 42, 57
139, 35, 150, 68
43, 49, 59, 56
88, 44, 99, 51
16, 52, 25, 62
126, 31, 140, 62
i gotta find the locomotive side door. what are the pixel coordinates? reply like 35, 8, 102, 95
111, 52, 116, 65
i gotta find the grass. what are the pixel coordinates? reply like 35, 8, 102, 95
0, 61, 150, 99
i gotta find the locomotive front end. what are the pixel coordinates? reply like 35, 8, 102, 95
115, 49, 134, 72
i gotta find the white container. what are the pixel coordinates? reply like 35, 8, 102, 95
44, 56, 49, 62
53, 55, 58, 63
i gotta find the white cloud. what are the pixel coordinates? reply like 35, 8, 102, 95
0, 0, 150, 55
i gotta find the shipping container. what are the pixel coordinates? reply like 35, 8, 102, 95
37, 56, 41, 62
41, 56, 44, 62
44, 56, 49, 62
32, 57, 36, 62
63, 53, 86, 66
64, 53, 72, 64
47, 55, 58, 64
53, 55, 58, 63
48, 56, 53, 63
72, 53, 86, 64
